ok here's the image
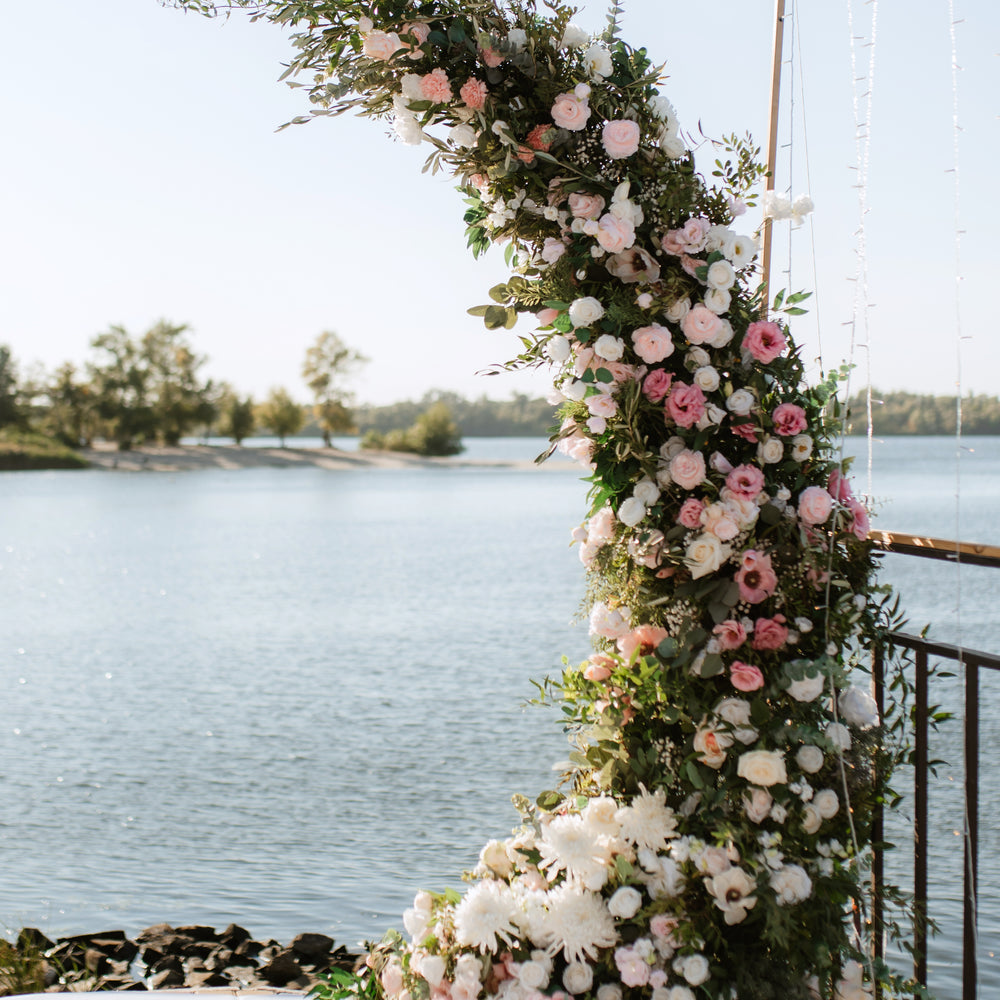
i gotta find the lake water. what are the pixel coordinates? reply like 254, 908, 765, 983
2, 436, 999, 997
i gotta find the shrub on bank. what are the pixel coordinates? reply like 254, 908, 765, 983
361, 403, 463, 457
0, 430, 88, 471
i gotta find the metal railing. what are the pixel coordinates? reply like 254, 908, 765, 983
868, 530, 1000, 1000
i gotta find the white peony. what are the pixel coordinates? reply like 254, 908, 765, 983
584, 43, 613, 79
770, 864, 813, 904
516, 961, 548, 989
560, 23, 590, 48
416, 953, 446, 989
727, 233, 758, 267
449, 123, 478, 147
544, 334, 572, 364
787, 672, 826, 702
593, 334, 625, 361
790, 433, 813, 461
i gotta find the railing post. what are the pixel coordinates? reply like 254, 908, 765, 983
963, 660, 979, 1000
914, 649, 929, 992
872, 647, 885, 999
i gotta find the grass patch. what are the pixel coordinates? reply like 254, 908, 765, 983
0, 431, 89, 471
0, 936, 49, 995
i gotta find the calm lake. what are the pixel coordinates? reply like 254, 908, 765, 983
2, 436, 998, 997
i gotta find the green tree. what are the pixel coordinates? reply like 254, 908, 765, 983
362, 402, 463, 457
0, 345, 23, 429
87, 325, 156, 449
218, 390, 256, 445
256, 387, 304, 446
141, 321, 210, 444
301, 330, 368, 446
44, 362, 99, 447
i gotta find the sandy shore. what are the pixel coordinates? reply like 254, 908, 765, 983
79, 442, 567, 473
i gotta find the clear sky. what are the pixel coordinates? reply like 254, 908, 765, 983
1, 0, 996, 406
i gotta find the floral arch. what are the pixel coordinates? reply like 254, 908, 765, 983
174, 1, 916, 997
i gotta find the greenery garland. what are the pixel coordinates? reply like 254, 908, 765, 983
171, 2, 923, 997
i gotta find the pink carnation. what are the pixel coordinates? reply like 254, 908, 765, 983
772, 402, 807, 437
526, 123, 555, 151
666, 382, 706, 428
643, 369, 673, 403
420, 68, 452, 103
677, 497, 705, 529
713, 619, 747, 651
751, 615, 788, 650
459, 77, 488, 110
734, 549, 778, 604
602, 119, 641, 159
743, 320, 787, 364
725, 464, 765, 499
730, 661, 765, 692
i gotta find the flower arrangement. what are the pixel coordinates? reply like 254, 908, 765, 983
176, 0, 919, 996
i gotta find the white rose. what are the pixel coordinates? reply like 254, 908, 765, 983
569, 296, 605, 327
665, 989, 695, 1000
418, 955, 446, 988
795, 616, 814, 633
744, 788, 773, 823
796, 744, 824, 774
680, 954, 710, 986
393, 111, 424, 146
685, 533, 728, 579
607, 885, 643, 919
660, 435, 687, 460
633, 478, 661, 507
787, 672, 825, 702
758, 436, 784, 464
663, 297, 691, 324
618, 496, 647, 527
706, 259, 736, 290
517, 961, 548, 989
594, 334, 625, 361
826, 722, 852, 751
726, 388, 755, 416
560, 22, 590, 48
562, 962, 594, 995
597, 986, 622, 1000
802, 802, 822, 834
791, 434, 813, 461
839, 686, 880, 729
661, 133, 687, 159
449, 123, 478, 147
584, 43, 613, 79
708, 318, 735, 348
693, 365, 720, 392
814, 789, 839, 819
697, 403, 726, 430
545, 334, 572, 364
703, 287, 731, 314
737, 750, 788, 787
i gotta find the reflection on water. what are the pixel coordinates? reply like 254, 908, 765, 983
2, 437, 999, 997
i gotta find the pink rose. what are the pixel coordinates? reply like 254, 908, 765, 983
752, 615, 788, 650
660, 229, 686, 256
680, 217, 711, 252
535, 307, 560, 327
584, 654, 616, 681
677, 497, 705, 529
460, 77, 488, 110
666, 382, 706, 428
541, 238, 566, 265
734, 549, 778, 603
602, 119, 641, 159
568, 192, 606, 219
401, 22, 430, 56
551, 91, 591, 130
713, 619, 747, 651
363, 30, 401, 61
420, 68, 452, 103
725, 464, 765, 499
631, 323, 674, 364
596, 213, 635, 253
828, 469, 854, 501
480, 46, 503, 67
643, 369, 673, 403
846, 497, 870, 540
587, 392, 618, 418
798, 486, 833, 525
669, 449, 707, 490
743, 320, 787, 363
730, 661, 765, 692
681, 304, 724, 345
615, 947, 650, 988
731, 420, 759, 442
618, 624, 670, 659
772, 402, 807, 437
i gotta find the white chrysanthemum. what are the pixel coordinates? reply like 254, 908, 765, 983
636, 847, 685, 899
538, 813, 612, 889
616, 787, 678, 851
529, 883, 619, 962
581, 796, 622, 838
453, 879, 523, 953
770, 863, 813, 905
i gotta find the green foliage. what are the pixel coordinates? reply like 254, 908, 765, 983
256, 386, 306, 446
0, 429, 89, 470
847, 388, 1000, 435
0, 344, 23, 429
362, 402, 463, 456
302, 330, 369, 445
0, 936, 49, 994
218, 389, 257, 444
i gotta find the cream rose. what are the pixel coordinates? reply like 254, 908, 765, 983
726, 388, 755, 416
669, 449, 706, 490
664, 297, 691, 323
594, 334, 625, 362
693, 365, 720, 392
706, 259, 736, 290
796, 744, 824, 774
685, 533, 728, 579
737, 750, 788, 787
790, 434, 813, 462
607, 885, 643, 919
814, 789, 839, 819
569, 296, 605, 327
802, 803, 822, 834
743, 788, 773, 823
757, 436, 784, 464
563, 962, 594, 995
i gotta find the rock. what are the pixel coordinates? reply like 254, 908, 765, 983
184, 970, 230, 988
17, 928, 55, 952
260, 949, 303, 986
147, 955, 183, 976
220, 923, 252, 948
204, 945, 234, 971
175, 925, 219, 943
233, 936, 263, 960
290, 932, 334, 959
84, 949, 110, 975
148, 967, 185, 989
135, 924, 175, 944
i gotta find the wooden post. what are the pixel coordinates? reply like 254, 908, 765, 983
760, 0, 786, 318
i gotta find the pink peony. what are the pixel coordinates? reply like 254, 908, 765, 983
631, 323, 674, 364
602, 119, 641, 159
798, 486, 833, 526
681, 304, 724, 345
669, 449, 707, 490
568, 192, 606, 219
828, 469, 854, 501
714, 619, 747, 651
772, 402, 807, 437
541, 238, 567, 265
730, 661, 765, 692
846, 497, 870, 539
420, 68, 452, 103
680, 217, 711, 252
725, 464, 765, 499
660, 229, 687, 256
615, 947, 650, 988
734, 549, 778, 604
551, 91, 591, 130
596, 213, 634, 253
677, 497, 705, 529
618, 624, 670, 659
643, 369, 673, 403
743, 320, 787, 363
752, 615, 789, 650
459, 77, 488, 110
666, 382, 706, 428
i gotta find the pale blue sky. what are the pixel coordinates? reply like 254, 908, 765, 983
1, 0, 996, 405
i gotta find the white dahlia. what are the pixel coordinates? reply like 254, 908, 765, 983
453, 879, 522, 953
538, 813, 613, 889
616, 787, 678, 851
530, 883, 618, 962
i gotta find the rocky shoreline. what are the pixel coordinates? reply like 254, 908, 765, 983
3, 923, 361, 994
